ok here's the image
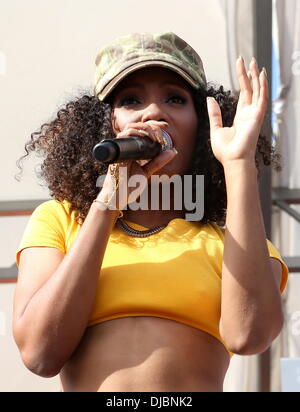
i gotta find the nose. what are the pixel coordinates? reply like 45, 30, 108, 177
141, 102, 168, 124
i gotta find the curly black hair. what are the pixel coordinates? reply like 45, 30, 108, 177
15, 83, 282, 227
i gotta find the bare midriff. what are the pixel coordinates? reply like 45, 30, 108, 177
59, 316, 230, 392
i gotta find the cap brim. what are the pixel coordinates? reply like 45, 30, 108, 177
97, 60, 200, 101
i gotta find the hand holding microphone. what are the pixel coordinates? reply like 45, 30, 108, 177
92, 121, 174, 165
94, 121, 178, 212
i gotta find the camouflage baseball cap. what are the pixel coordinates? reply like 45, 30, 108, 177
94, 32, 207, 101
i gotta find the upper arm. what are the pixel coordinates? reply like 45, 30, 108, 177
13, 247, 65, 325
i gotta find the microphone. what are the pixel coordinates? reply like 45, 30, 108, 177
92, 130, 173, 165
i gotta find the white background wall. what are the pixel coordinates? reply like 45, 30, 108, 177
0, 0, 232, 202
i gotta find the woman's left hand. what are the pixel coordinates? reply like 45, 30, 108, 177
207, 57, 268, 166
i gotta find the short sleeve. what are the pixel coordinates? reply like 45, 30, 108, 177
266, 239, 289, 294
15, 200, 66, 267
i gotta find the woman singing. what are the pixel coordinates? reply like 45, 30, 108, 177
13, 32, 288, 392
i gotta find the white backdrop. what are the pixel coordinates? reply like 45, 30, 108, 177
0, 0, 237, 202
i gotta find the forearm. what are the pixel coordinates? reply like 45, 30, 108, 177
16, 203, 119, 375
220, 160, 282, 351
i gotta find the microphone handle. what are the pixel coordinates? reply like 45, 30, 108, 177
93, 136, 162, 165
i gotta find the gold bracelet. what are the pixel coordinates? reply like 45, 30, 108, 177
92, 199, 124, 219
93, 163, 127, 220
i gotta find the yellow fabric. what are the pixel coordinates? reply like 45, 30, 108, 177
16, 200, 289, 358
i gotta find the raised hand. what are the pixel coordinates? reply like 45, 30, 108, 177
207, 57, 268, 166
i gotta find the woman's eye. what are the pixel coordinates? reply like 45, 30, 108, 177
118, 94, 187, 107
168, 95, 186, 104
119, 96, 140, 106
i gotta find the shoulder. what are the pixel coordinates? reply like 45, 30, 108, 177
31, 199, 75, 230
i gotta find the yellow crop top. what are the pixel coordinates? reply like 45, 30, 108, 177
16, 200, 289, 358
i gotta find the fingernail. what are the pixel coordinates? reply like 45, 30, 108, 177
238, 56, 244, 63
262, 67, 268, 78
